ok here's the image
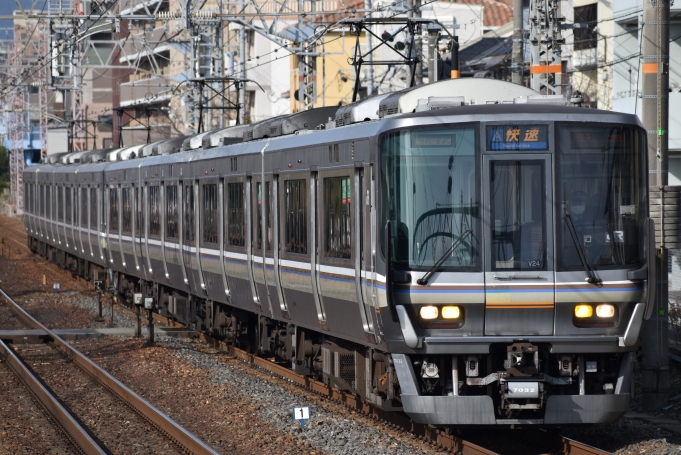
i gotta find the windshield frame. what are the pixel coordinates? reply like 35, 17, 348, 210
554, 121, 647, 272
379, 122, 481, 272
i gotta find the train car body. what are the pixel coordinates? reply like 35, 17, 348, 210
23, 78, 655, 426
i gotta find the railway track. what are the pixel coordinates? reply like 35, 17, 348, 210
0, 214, 612, 455
113, 299, 612, 455
0, 288, 220, 455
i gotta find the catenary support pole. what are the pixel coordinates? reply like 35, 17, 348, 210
512, 0, 523, 85
641, 0, 670, 412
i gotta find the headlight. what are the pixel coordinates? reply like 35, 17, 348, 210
596, 304, 615, 318
441, 306, 461, 319
574, 304, 593, 318
419, 305, 438, 320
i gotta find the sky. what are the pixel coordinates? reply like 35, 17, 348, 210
0, 0, 42, 39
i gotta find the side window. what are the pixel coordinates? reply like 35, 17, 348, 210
80, 188, 87, 227
202, 183, 218, 244
184, 183, 195, 243
325, 177, 352, 259
57, 187, 63, 222
122, 187, 132, 233
109, 187, 119, 233
166, 184, 178, 239
137, 187, 143, 233
90, 188, 97, 228
149, 186, 161, 237
285, 179, 307, 254
254, 182, 271, 251
65, 187, 72, 223
46, 185, 52, 220
227, 182, 244, 247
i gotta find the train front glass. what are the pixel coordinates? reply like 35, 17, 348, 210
380, 125, 481, 271
381, 123, 646, 275
556, 124, 646, 272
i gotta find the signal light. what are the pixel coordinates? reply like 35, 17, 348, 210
574, 304, 593, 318
419, 306, 438, 320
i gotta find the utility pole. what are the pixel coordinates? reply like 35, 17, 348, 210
364, 0, 374, 96
427, 24, 440, 83
238, 25, 247, 123
512, 0, 523, 85
407, 0, 422, 86
641, 0, 670, 412
528, 0, 562, 95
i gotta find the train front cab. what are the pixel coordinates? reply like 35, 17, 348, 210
379, 109, 655, 425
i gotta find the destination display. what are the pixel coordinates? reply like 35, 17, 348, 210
568, 128, 628, 150
487, 125, 548, 150
411, 132, 456, 148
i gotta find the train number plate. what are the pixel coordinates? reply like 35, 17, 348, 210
507, 382, 539, 399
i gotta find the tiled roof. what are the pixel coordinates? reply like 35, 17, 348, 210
454, 0, 514, 27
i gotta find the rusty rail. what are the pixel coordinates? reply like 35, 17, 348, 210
0, 339, 106, 455
0, 287, 220, 455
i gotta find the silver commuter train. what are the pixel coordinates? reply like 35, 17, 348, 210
23, 78, 656, 425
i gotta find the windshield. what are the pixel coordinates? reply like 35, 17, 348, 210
557, 123, 646, 271
381, 124, 480, 270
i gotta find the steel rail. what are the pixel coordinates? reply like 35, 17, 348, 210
0, 288, 220, 455
120, 302, 612, 455
0, 339, 106, 455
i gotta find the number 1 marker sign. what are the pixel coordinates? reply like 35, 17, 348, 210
292, 406, 310, 428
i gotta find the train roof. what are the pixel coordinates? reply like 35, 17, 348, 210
31, 79, 644, 175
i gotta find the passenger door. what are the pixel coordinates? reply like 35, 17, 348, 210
483, 154, 555, 335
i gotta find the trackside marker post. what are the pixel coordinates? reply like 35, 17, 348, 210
292, 406, 310, 429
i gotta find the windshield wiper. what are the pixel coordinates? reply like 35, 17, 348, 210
563, 211, 602, 286
417, 230, 472, 285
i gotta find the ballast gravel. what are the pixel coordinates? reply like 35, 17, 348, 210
157, 337, 443, 455
75, 335, 445, 455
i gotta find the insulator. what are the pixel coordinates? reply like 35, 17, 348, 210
155, 11, 181, 20
193, 10, 216, 19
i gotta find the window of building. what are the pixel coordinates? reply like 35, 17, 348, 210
184, 183, 195, 243
149, 186, 161, 237
90, 188, 97, 228
203, 183, 218, 244
227, 182, 244, 247
574, 4, 597, 51
166, 185, 178, 239
109, 187, 119, 233
122, 187, 132, 233
80, 188, 87, 228
325, 177, 352, 259
285, 179, 307, 254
